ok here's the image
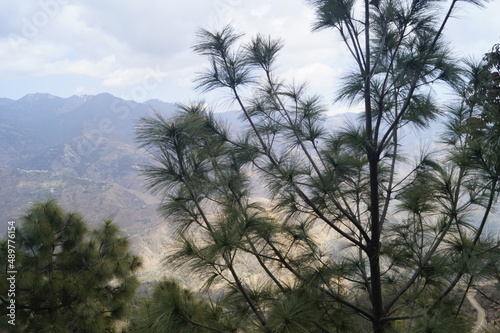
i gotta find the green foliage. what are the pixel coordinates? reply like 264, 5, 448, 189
127, 279, 236, 333
0, 200, 142, 332
411, 305, 471, 333
135, 1, 499, 333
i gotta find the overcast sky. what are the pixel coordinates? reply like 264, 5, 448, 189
1, 0, 499, 111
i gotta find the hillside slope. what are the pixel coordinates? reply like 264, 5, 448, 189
0, 93, 177, 279
2, 93, 498, 280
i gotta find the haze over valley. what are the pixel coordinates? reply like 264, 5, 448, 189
1, 92, 498, 281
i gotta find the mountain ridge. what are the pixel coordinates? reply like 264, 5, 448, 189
0, 93, 179, 279
2, 92, 497, 280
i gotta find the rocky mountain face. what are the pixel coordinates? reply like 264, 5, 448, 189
2, 93, 498, 281
0, 93, 178, 279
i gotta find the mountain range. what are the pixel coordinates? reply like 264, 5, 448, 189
1, 93, 498, 280
0, 93, 182, 279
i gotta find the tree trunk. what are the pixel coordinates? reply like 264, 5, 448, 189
368, 241, 385, 332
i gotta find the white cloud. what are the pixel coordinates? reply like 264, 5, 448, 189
250, 5, 271, 18
101, 66, 167, 88
101, 68, 147, 87
285, 63, 340, 89
74, 86, 90, 95
64, 56, 118, 78
0, 0, 498, 103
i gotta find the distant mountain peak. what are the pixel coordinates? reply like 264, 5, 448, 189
5, 93, 180, 109
69, 94, 90, 102
22, 93, 59, 100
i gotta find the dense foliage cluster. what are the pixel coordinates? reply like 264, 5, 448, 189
0, 200, 142, 332
4, 1, 497, 332
134, 0, 500, 332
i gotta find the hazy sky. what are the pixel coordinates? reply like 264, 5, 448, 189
1, 0, 499, 110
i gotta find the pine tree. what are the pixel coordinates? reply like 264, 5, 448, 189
0, 200, 142, 332
135, 2, 500, 332
127, 278, 236, 333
